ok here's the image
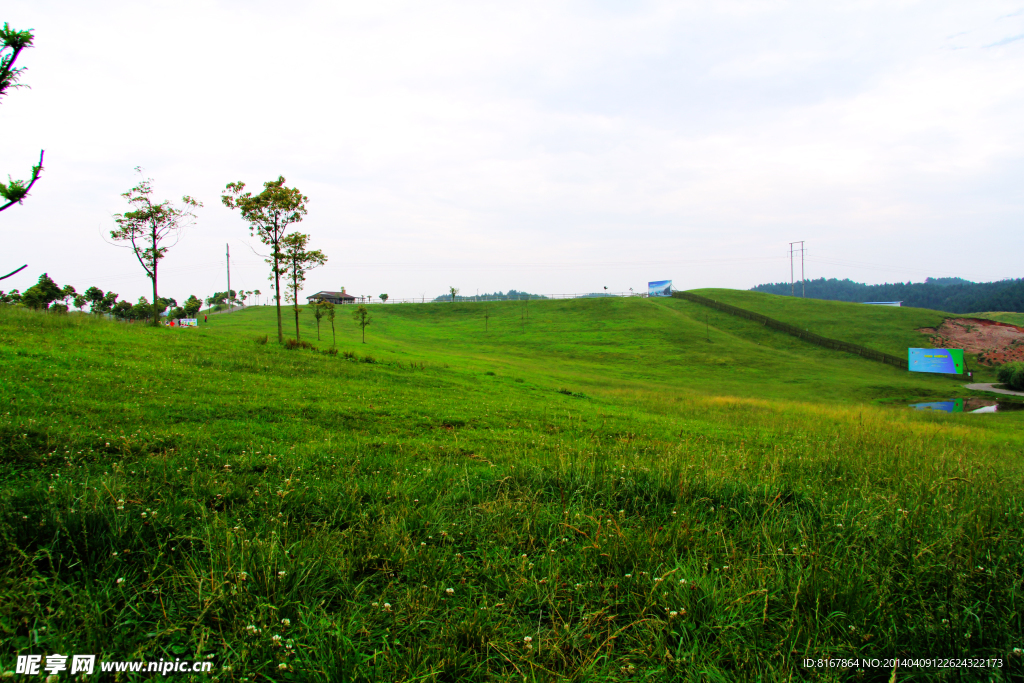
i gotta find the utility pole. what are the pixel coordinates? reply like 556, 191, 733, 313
789, 241, 806, 297
226, 243, 231, 305
800, 240, 805, 298
788, 242, 795, 296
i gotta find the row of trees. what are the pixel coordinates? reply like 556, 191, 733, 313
104, 171, 327, 344
0, 273, 204, 320
751, 277, 1024, 313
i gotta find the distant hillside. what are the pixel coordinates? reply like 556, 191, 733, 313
751, 277, 1024, 313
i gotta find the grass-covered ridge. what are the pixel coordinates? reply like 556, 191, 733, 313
1, 303, 1022, 682
687, 288, 948, 357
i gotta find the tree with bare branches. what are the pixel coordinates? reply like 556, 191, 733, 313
0, 22, 44, 215
110, 168, 201, 325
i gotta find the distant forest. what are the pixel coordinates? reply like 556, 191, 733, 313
432, 289, 548, 302
750, 277, 1024, 314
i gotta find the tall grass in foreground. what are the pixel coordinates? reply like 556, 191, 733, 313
0, 307, 1022, 682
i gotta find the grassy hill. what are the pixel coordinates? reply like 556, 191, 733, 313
685, 288, 949, 357
212, 297, 983, 403
1, 301, 1022, 681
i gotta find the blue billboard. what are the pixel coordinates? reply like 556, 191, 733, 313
648, 280, 672, 297
908, 348, 964, 374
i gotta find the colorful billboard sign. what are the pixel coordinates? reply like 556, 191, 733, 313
178, 318, 198, 327
648, 280, 672, 297
908, 348, 964, 374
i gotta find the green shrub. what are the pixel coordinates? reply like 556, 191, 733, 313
284, 338, 315, 350
997, 361, 1024, 391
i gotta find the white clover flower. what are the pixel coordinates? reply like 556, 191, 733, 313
625, 573, 632, 578
278, 663, 288, 670
116, 577, 125, 585
278, 570, 286, 578
669, 611, 678, 617
383, 603, 392, 612
281, 618, 290, 626
445, 588, 455, 595
271, 634, 282, 643
523, 636, 532, 643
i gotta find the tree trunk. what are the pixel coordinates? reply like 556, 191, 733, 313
151, 226, 160, 326
292, 257, 300, 341
331, 321, 335, 348
273, 251, 283, 343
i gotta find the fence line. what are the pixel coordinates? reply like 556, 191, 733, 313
671, 291, 909, 369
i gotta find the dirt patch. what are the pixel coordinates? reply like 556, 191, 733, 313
917, 318, 1024, 366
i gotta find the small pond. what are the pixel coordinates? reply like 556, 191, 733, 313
910, 398, 1024, 414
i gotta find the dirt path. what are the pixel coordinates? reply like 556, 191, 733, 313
918, 318, 1024, 365
964, 383, 1024, 397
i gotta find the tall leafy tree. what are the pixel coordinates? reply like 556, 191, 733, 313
280, 231, 327, 341
183, 295, 202, 318
110, 168, 201, 325
222, 176, 308, 343
20, 273, 61, 309
84, 286, 105, 312
0, 23, 44, 215
84, 287, 118, 315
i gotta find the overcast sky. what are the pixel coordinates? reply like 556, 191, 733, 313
3, 1, 1023, 304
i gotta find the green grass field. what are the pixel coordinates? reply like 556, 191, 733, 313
1, 296, 1022, 682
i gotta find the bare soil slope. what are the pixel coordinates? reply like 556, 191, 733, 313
918, 318, 1024, 365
